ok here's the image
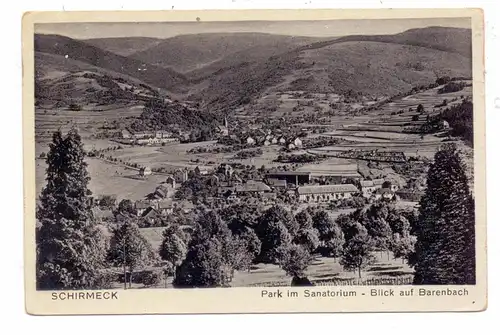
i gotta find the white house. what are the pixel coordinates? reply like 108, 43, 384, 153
133, 131, 155, 139
139, 166, 152, 177
293, 137, 303, 148
156, 199, 174, 215
121, 129, 132, 139
135, 200, 153, 216
439, 120, 450, 130
246, 136, 256, 145
223, 164, 234, 178
235, 180, 272, 195
372, 179, 385, 189
360, 180, 376, 197
165, 176, 176, 189
155, 130, 173, 138
217, 117, 229, 136
373, 188, 395, 201
296, 184, 358, 202
173, 169, 189, 183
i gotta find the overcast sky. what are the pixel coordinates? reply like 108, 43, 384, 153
35, 17, 470, 40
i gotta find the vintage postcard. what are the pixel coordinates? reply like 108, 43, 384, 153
23, 8, 486, 315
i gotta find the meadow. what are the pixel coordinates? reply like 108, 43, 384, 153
36, 157, 166, 201
303, 84, 473, 160
130, 205, 418, 289
233, 252, 414, 287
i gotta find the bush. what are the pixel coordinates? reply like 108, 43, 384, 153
95, 270, 118, 289
69, 103, 82, 111
279, 244, 312, 278
118, 269, 162, 286
141, 269, 162, 287
438, 81, 467, 94
435, 76, 451, 85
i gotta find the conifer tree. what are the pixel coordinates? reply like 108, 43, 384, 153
412, 144, 475, 284
36, 128, 106, 289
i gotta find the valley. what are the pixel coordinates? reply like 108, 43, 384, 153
34, 24, 475, 288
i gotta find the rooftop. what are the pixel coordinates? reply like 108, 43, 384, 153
266, 171, 311, 177
297, 184, 358, 195
360, 180, 374, 187
236, 181, 272, 193
376, 188, 393, 195
135, 200, 153, 209
141, 207, 158, 218
267, 179, 287, 187
158, 199, 173, 209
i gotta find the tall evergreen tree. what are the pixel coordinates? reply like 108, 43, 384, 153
36, 128, 106, 289
412, 143, 475, 284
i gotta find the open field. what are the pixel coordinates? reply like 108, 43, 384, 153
105, 252, 414, 289
300, 83, 473, 161
233, 253, 414, 287
36, 157, 166, 201
140, 227, 167, 252
295, 158, 360, 177
106, 228, 415, 289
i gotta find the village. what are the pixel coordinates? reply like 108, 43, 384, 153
36, 78, 472, 239
98, 163, 407, 225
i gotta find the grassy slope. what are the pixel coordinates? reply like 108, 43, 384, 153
35, 52, 163, 106
35, 34, 188, 93
183, 27, 471, 111
83, 37, 162, 56
131, 32, 323, 74
190, 40, 471, 111
334, 26, 472, 58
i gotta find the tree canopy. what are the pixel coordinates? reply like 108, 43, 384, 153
36, 129, 106, 289
174, 209, 238, 287
412, 144, 475, 284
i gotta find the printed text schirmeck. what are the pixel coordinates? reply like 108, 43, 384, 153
51, 291, 119, 300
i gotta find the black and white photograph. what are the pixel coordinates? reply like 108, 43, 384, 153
32, 14, 478, 293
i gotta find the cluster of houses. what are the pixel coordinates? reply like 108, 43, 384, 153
206, 167, 402, 203
292, 177, 399, 203
131, 175, 184, 223
129, 163, 416, 224
244, 133, 303, 150
120, 128, 180, 145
